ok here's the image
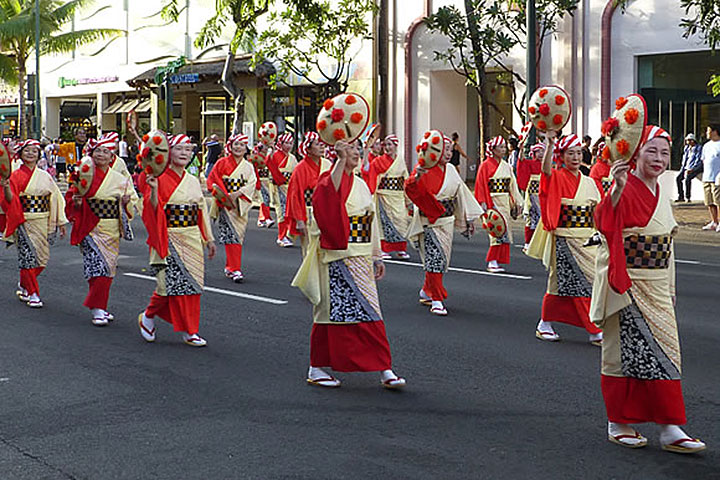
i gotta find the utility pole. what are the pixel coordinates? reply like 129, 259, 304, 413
34, 0, 41, 138
526, 0, 536, 148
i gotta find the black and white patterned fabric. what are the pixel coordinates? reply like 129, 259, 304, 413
619, 293, 680, 380
165, 204, 199, 227
257, 166, 269, 178
80, 236, 111, 279
555, 237, 592, 297
488, 177, 511, 193
328, 260, 381, 323
526, 195, 541, 230
601, 178, 613, 194
158, 242, 204, 296
304, 188, 314, 207
559, 204, 594, 228
277, 189, 287, 216
121, 210, 134, 241
422, 227, 448, 273
378, 201, 405, 244
528, 179, 540, 195
88, 198, 119, 219
20, 194, 50, 213
15, 224, 39, 269
223, 177, 247, 193
260, 184, 271, 205
378, 176, 405, 191
420, 199, 456, 219
348, 214, 373, 243
216, 209, 241, 245
282, 171, 292, 182
624, 235, 672, 269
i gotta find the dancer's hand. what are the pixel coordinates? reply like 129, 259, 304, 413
296, 220, 306, 236
58, 224, 67, 239
373, 260, 385, 280
609, 159, 631, 208
72, 194, 82, 207
207, 241, 217, 259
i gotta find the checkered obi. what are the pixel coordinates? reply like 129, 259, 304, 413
601, 178, 613, 194
20, 194, 50, 213
558, 204, 594, 228
282, 171, 292, 182
528, 179, 540, 195
165, 204, 199, 227
304, 188, 314, 207
88, 198, 119, 219
624, 234, 672, 269
348, 213, 373, 243
421, 199, 456, 218
257, 167, 269, 178
223, 177, 246, 193
488, 178, 511, 193
378, 176, 405, 191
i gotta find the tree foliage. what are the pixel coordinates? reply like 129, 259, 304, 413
425, 0, 577, 138
0, 0, 124, 137
252, 0, 377, 93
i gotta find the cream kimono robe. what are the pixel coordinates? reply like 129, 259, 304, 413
374, 154, 411, 246
209, 160, 256, 246
487, 160, 522, 247
407, 165, 484, 273
523, 173, 541, 231
269, 152, 298, 224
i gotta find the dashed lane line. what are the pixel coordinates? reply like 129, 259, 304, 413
123, 273, 289, 305
383, 260, 533, 280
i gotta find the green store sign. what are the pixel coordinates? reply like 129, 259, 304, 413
59, 76, 119, 88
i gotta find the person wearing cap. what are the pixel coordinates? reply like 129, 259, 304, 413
285, 132, 333, 256
701, 124, 720, 231
137, 134, 216, 347
405, 135, 483, 316
363, 134, 411, 260
206, 134, 257, 283
474, 136, 522, 273
292, 139, 406, 389
1, 139, 68, 308
591, 125, 706, 454
266, 132, 298, 248
676, 133, 702, 203
526, 132, 603, 345
519, 143, 545, 250
65, 137, 135, 326
590, 141, 613, 197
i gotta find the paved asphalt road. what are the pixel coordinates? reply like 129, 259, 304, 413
0, 211, 718, 479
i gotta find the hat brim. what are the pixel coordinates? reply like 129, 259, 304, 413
528, 85, 572, 133
74, 157, 95, 196
416, 130, 445, 169
316, 93, 371, 146
141, 130, 170, 177
482, 207, 507, 239
605, 94, 647, 164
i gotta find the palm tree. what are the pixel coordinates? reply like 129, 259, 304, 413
0, 0, 124, 138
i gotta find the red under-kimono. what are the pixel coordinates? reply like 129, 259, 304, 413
254, 155, 272, 222
592, 174, 685, 424
285, 156, 330, 241
590, 160, 613, 197
266, 150, 296, 240
141, 169, 213, 335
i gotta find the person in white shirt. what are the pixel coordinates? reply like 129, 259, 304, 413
701, 123, 720, 232
118, 136, 129, 160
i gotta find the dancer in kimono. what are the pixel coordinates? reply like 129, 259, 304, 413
206, 134, 257, 283
406, 137, 483, 316
254, 143, 275, 228
1, 139, 67, 308
97, 131, 132, 179
519, 143, 544, 250
527, 133, 603, 345
266, 133, 298, 248
285, 132, 332, 255
591, 125, 706, 453
292, 139, 406, 389
590, 141, 613, 197
138, 134, 216, 347
474, 136, 522, 273
363, 134, 411, 260
65, 137, 135, 325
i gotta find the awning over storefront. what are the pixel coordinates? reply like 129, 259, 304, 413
126, 55, 275, 88
103, 97, 152, 114
0, 105, 18, 117
60, 101, 94, 119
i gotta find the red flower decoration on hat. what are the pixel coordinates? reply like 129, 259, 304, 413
430, 153, 437, 162
553, 114, 563, 125
555, 95, 565, 106
602, 146, 611, 161
539, 104, 550, 116
431, 136, 440, 144
344, 95, 357, 105
416, 145, 421, 153
624, 108, 639, 125
539, 89, 548, 98
330, 108, 344, 122
81, 164, 90, 173
617, 139, 630, 155
80, 179, 88, 188
601, 118, 620, 137
421, 142, 428, 151
323, 99, 334, 110
528, 106, 537, 115
333, 129, 346, 140
317, 120, 327, 131
424, 131, 431, 139
145, 166, 153, 174
615, 97, 628, 110
152, 136, 162, 145
142, 134, 149, 143
350, 112, 364, 124
155, 154, 164, 164
538, 120, 547, 130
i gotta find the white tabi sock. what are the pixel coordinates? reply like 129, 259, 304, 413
141, 312, 155, 330
608, 422, 644, 446
589, 331, 603, 342
419, 289, 431, 301
308, 366, 333, 380
536, 319, 555, 334
659, 425, 690, 444
380, 369, 398, 382
430, 300, 445, 310
91, 308, 105, 318
488, 260, 499, 269
28, 293, 40, 302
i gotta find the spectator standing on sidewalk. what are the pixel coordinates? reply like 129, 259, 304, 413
580, 135, 592, 175
701, 124, 720, 231
676, 133, 703, 203
203, 134, 222, 178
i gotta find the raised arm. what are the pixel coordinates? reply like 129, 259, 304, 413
541, 131, 557, 176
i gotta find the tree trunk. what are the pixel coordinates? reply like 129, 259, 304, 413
377, 0, 389, 128
464, 0, 490, 164
17, 61, 27, 139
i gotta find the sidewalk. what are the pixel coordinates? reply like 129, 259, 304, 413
672, 202, 720, 246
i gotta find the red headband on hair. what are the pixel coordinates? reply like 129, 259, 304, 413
643, 125, 672, 147
384, 134, 399, 146
277, 133, 293, 145
298, 131, 319, 158
486, 136, 506, 157
553, 134, 581, 164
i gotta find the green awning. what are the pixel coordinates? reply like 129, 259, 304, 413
0, 106, 18, 117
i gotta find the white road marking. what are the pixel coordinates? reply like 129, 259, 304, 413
123, 273, 288, 305
676, 259, 701, 265
383, 260, 533, 280
0, 378, 9, 382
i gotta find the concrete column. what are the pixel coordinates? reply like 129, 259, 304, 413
44, 97, 61, 139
